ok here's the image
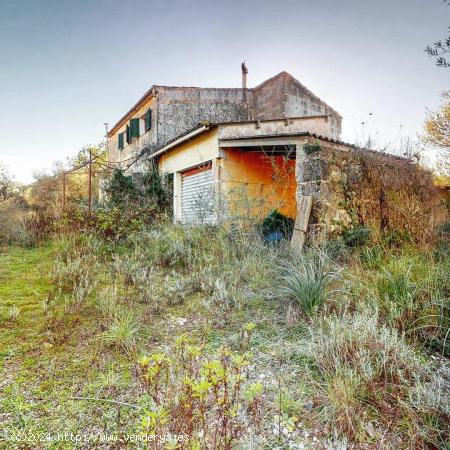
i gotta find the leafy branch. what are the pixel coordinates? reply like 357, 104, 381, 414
425, 1, 450, 67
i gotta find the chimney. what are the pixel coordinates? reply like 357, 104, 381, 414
241, 61, 248, 102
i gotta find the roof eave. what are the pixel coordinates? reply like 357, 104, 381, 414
108, 87, 156, 136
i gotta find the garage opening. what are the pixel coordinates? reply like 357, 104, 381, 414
181, 162, 215, 224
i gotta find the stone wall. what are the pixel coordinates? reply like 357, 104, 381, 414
152, 72, 344, 150
156, 86, 251, 147
252, 72, 342, 139
296, 138, 447, 245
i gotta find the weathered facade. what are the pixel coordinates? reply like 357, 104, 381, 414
295, 139, 448, 245
155, 117, 326, 223
107, 67, 445, 247
151, 118, 446, 247
108, 71, 342, 172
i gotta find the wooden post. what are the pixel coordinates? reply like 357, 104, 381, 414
291, 195, 313, 253
62, 171, 66, 208
88, 148, 92, 217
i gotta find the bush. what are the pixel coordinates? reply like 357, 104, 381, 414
258, 209, 294, 242
94, 204, 158, 241
136, 333, 264, 448
323, 237, 349, 262
96, 163, 173, 240
0, 199, 39, 248
303, 142, 321, 155
345, 251, 450, 354
342, 225, 371, 247
359, 244, 384, 268
102, 169, 139, 207
48, 238, 99, 320
437, 220, 450, 238
383, 228, 412, 247
434, 221, 450, 262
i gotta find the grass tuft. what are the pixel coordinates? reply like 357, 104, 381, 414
276, 251, 340, 316
100, 309, 142, 353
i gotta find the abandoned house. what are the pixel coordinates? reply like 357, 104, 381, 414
107, 69, 342, 172
108, 66, 446, 248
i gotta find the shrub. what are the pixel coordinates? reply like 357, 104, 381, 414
112, 248, 196, 312
303, 142, 321, 155
437, 220, 450, 238
96, 163, 173, 240
358, 244, 384, 268
48, 240, 99, 319
346, 251, 450, 354
323, 237, 349, 262
136, 333, 264, 448
258, 209, 294, 242
0, 199, 38, 248
277, 251, 339, 316
51, 253, 97, 296
97, 286, 120, 318
434, 221, 450, 262
342, 225, 371, 247
8, 305, 20, 322
376, 259, 417, 323
102, 169, 139, 207
94, 204, 158, 241
209, 272, 252, 312
383, 228, 412, 247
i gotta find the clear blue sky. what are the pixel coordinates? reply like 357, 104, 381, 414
0, 0, 448, 183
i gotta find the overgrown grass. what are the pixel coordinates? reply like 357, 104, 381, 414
0, 200, 38, 248
1, 221, 449, 448
299, 313, 443, 446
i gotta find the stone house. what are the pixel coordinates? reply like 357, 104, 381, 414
107, 70, 342, 173
151, 118, 444, 247
108, 67, 445, 247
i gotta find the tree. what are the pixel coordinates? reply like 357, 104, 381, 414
67, 144, 108, 174
425, 1, 450, 68
423, 91, 450, 149
0, 164, 17, 202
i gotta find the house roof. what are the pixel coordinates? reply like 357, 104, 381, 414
109, 87, 156, 136
151, 120, 412, 163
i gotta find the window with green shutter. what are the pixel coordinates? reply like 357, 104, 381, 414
130, 118, 140, 138
126, 125, 130, 144
118, 132, 124, 150
145, 108, 152, 131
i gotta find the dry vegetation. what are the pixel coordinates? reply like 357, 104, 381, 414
1, 161, 450, 449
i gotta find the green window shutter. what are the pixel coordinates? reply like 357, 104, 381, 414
145, 109, 152, 131
118, 132, 124, 150
130, 118, 140, 138
126, 125, 130, 143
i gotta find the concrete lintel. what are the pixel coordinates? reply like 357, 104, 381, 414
219, 137, 300, 148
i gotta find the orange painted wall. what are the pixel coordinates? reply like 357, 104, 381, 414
218, 149, 297, 220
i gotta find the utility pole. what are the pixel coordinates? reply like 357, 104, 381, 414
88, 148, 92, 217
104, 122, 109, 162
62, 171, 66, 208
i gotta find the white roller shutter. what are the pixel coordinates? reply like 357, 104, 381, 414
181, 167, 215, 224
